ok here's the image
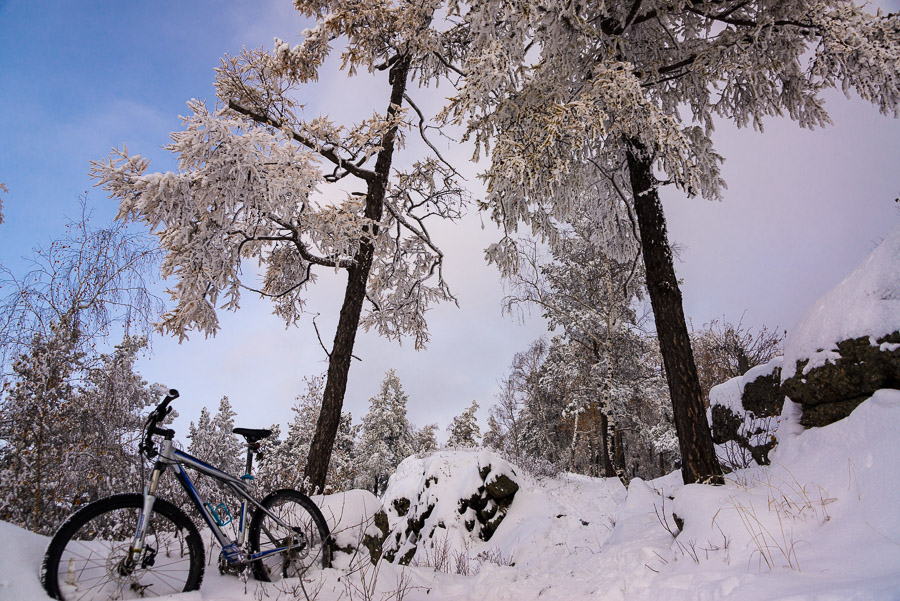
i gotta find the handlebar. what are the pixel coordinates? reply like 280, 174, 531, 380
141, 389, 179, 458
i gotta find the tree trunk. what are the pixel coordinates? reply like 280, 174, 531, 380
613, 427, 626, 476
598, 411, 616, 478
568, 410, 580, 471
625, 141, 724, 486
304, 57, 412, 492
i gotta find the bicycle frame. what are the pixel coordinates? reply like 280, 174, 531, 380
130, 437, 299, 568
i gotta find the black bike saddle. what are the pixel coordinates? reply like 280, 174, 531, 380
233, 427, 273, 443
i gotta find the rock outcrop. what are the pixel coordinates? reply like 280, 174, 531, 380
380, 450, 520, 565
782, 332, 900, 427
780, 225, 900, 428
709, 358, 784, 466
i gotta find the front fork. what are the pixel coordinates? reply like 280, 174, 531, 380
126, 442, 170, 571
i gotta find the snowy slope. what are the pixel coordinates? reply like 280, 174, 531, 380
4, 390, 900, 601
782, 224, 900, 380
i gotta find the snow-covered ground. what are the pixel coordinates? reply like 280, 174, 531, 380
6, 231, 899, 601
4, 388, 900, 601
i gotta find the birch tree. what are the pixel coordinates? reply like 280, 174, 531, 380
91, 1, 469, 491
0, 203, 161, 374
0, 206, 161, 531
451, 0, 900, 484
0, 183, 7, 225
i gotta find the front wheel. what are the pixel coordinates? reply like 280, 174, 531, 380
41, 493, 205, 600
248, 489, 331, 582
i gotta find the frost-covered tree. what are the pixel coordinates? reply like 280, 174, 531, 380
503, 214, 672, 476
0, 332, 155, 533
0, 318, 82, 532
0, 208, 160, 532
412, 422, 439, 454
356, 370, 414, 495
0, 203, 161, 375
452, 0, 900, 484
91, 1, 470, 492
483, 414, 505, 452
489, 328, 676, 480
501, 338, 559, 465
188, 397, 243, 472
0, 183, 7, 225
187, 396, 243, 508
447, 400, 481, 448
258, 375, 356, 492
74, 336, 158, 501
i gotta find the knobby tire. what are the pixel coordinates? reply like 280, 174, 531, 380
248, 488, 331, 582
41, 493, 204, 600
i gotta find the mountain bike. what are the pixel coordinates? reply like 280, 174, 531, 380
41, 388, 332, 600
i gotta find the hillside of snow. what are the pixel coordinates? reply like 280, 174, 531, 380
782, 224, 900, 381
4, 388, 900, 601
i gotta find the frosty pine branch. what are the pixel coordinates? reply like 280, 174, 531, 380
91, 0, 472, 492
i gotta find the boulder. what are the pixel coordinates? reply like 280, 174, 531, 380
782, 332, 900, 427
780, 224, 900, 428
741, 368, 784, 418
708, 359, 783, 466
380, 450, 520, 566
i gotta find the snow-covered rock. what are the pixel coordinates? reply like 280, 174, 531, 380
709, 357, 783, 467
781, 224, 900, 427
380, 449, 520, 565
315, 488, 385, 564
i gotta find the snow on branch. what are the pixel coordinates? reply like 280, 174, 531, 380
92, 4, 469, 347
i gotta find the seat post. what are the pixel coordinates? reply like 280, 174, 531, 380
244, 445, 255, 480
232, 428, 271, 482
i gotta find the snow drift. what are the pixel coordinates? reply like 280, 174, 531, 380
6, 391, 899, 600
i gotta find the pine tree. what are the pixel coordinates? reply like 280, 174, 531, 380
91, 1, 470, 493
447, 400, 481, 448
74, 336, 157, 503
257, 376, 357, 493
0, 331, 156, 533
187, 396, 243, 509
412, 423, 439, 455
453, 0, 900, 484
0, 318, 82, 532
483, 415, 505, 452
355, 370, 414, 495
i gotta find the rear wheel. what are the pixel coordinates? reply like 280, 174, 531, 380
41, 493, 204, 600
248, 489, 331, 582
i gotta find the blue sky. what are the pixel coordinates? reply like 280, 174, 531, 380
2, 1, 899, 438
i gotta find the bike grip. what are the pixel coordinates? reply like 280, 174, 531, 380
158, 390, 179, 410
151, 384, 179, 400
